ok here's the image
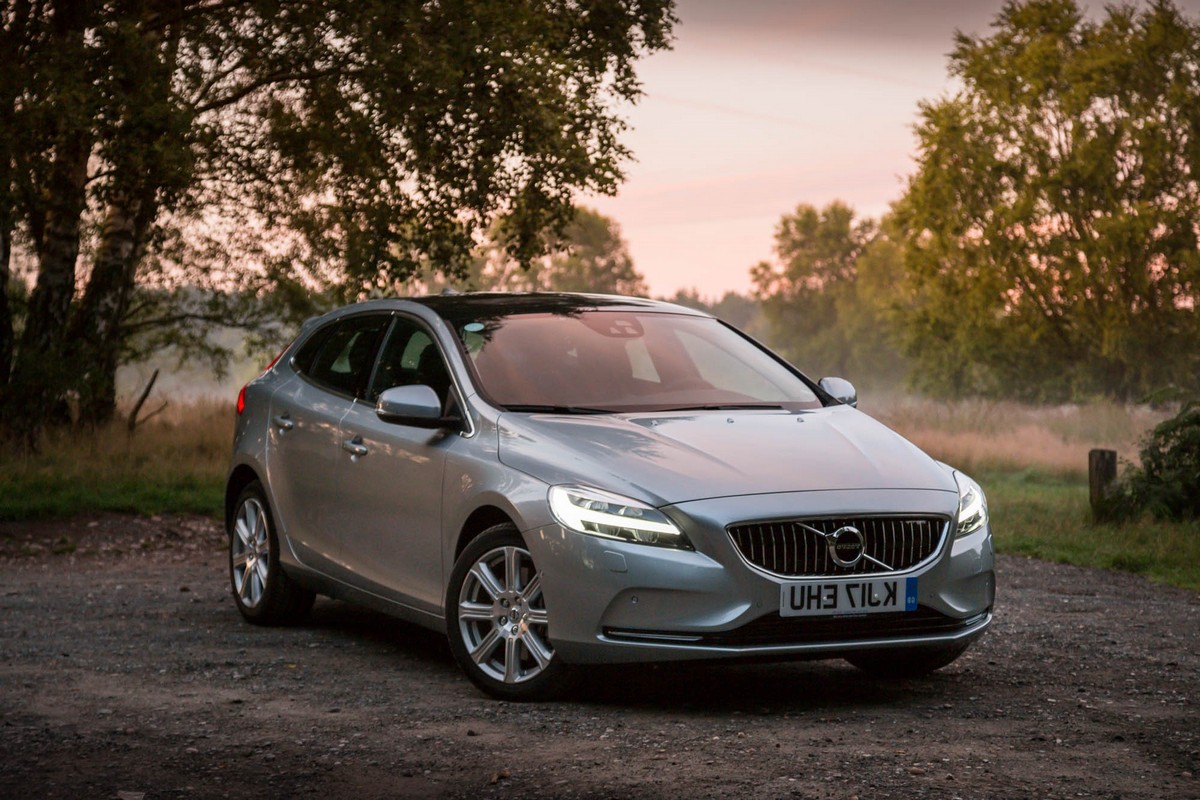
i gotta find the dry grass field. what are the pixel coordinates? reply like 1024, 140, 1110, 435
864, 394, 1167, 477
0, 398, 233, 520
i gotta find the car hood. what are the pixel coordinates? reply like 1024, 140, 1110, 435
497, 406, 957, 506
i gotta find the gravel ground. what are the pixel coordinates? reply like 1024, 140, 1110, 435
0, 514, 1197, 800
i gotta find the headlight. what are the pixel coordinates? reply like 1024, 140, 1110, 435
548, 485, 692, 549
954, 471, 988, 537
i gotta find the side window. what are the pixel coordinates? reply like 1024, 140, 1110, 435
293, 315, 390, 398
369, 317, 454, 407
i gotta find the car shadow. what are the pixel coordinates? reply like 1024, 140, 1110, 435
569, 659, 975, 713
288, 599, 980, 713
303, 598, 455, 664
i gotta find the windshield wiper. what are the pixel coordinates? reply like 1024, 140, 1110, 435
653, 403, 786, 412
502, 404, 616, 414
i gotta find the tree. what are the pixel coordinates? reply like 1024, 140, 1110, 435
409, 206, 648, 295
895, 0, 1200, 401
750, 201, 907, 383
487, 207, 648, 295
664, 288, 768, 342
1, 0, 675, 444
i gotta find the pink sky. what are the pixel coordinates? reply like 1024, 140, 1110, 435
583, 0, 1200, 299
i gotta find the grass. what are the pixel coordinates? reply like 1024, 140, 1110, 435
2, 394, 1196, 592
977, 468, 1200, 592
0, 398, 231, 521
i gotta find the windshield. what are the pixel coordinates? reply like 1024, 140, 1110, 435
450, 310, 822, 412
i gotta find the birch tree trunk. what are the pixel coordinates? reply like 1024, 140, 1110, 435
0, 223, 11, 387
4, 135, 91, 445
69, 194, 156, 425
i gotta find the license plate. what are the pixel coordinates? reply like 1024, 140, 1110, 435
780, 577, 918, 617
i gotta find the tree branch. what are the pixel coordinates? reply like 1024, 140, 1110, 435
121, 310, 273, 334
194, 66, 359, 114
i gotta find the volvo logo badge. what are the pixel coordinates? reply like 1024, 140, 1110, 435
827, 525, 866, 568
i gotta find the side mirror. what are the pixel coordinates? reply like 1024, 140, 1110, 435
818, 377, 858, 408
376, 385, 458, 428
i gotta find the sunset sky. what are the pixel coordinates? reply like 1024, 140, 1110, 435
584, 0, 1200, 299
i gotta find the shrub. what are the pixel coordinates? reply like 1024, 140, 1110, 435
1107, 402, 1200, 521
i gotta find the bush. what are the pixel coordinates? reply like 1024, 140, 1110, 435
1107, 402, 1200, 521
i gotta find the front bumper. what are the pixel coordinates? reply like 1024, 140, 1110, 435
523, 488, 995, 665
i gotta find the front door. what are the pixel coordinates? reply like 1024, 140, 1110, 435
329, 316, 460, 614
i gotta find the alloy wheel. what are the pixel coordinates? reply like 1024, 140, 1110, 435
231, 496, 271, 608
456, 545, 553, 684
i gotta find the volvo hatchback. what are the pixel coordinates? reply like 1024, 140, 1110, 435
227, 293, 994, 699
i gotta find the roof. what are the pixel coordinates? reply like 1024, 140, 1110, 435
409, 291, 702, 318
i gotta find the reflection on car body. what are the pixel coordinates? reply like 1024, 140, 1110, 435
226, 292, 995, 699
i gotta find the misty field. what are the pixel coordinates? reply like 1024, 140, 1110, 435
1, 396, 1196, 590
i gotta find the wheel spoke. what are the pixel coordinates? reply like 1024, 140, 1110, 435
253, 507, 267, 544
234, 517, 252, 549
232, 550, 250, 568
525, 607, 549, 626
470, 627, 502, 665
458, 601, 493, 622
520, 572, 541, 604
241, 501, 258, 536
503, 546, 522, 592
238, 565, 252, 600
524, 630, 552, 670
470, 563, 504, 600
503, 636, 520, 683
255, 559, 268, 584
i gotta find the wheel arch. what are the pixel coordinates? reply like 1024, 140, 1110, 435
454, 505, 517, 561
225, 464, 262, 531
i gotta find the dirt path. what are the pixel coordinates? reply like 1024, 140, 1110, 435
1, 515, 1197, 800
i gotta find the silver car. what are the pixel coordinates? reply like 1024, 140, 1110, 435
227, 293, 994, 700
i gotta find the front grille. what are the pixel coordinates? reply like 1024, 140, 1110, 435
605, 608, 988, 648
728, 515, 947, 577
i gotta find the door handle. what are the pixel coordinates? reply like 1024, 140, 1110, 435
273, 413, 294, 431
341, 436, 369, 457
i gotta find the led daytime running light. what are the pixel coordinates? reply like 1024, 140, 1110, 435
955, 474, 988, 537
548, 486, 688, 548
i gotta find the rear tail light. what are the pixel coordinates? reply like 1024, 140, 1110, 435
236, 343, 291, 416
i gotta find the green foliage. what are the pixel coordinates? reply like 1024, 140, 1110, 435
750, 202, 909, 385
896, 0, 1200, 401
408, 207, 650, 296
1, 1, 676, 437
1107, 402, 1200, 521
490, 208, 649, 296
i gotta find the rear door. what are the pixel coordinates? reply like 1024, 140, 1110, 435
329, 315, 460, 613
266, 313, 390, 577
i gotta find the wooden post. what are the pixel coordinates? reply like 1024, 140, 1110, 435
1089, 448, 1117, 519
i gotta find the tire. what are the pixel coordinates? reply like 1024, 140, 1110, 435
228, 480, 315, 625
446, 524, 573, 701
846, 642, 970, 678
